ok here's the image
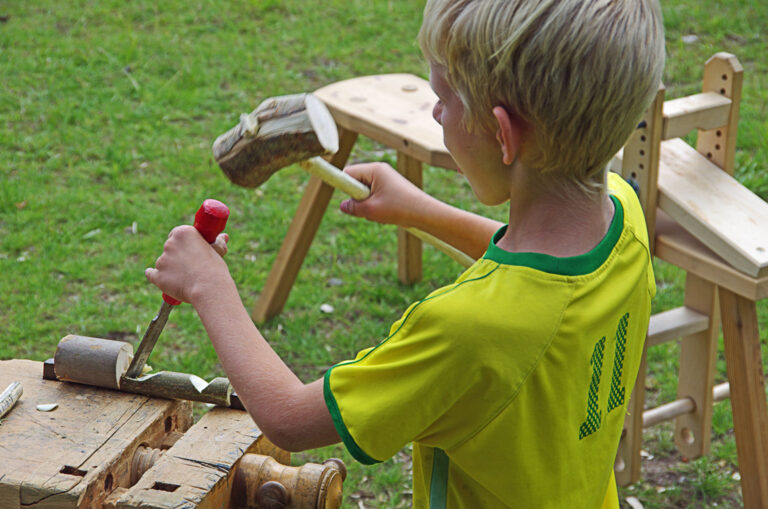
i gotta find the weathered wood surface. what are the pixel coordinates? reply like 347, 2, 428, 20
0, 359, 192, 509
112, 408, 279, 509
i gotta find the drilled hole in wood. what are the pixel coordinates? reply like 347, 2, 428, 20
104, 474, 113, 492
639, 149, 645, 156
720, 88, 726, 95
715, 144, 721, 151
638, 164, 644, 170
707, 152, 713, 159
716, 130, 722, 137
721, 74, 728, 80
152, 482, 180, 492
631, 172, 638, 179
165, 416, 173, 432
640, 135, 647, 142
680, 427, 695, 445
60, 466, 87, 477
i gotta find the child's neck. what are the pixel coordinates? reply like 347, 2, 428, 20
497, 176, 615, 258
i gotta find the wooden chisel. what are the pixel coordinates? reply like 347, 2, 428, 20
125, 199, 230, 379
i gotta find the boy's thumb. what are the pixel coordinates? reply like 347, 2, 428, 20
340, 199, 360, 217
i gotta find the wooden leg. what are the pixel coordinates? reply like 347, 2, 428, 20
719, 288, 768, 508
396, 152, 423, 285
616, 346, 647, 486
251, 129, 359, 323
675, 274, 720, 459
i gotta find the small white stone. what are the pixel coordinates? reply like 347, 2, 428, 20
625, 496, 644, 509
682, 34, 699, 44
320, 303, 334, 314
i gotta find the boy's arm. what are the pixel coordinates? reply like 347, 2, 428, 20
342, 162, 501, 260
145, 226, 339, 452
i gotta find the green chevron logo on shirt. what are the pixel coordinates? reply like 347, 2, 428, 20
579, 313, 630, 440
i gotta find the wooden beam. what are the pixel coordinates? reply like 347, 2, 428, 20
719, 289, 768, 508
661, 92, 732, 140
646, 306, 709, 347
397, 152, 423, 284
654, 211, 768, 301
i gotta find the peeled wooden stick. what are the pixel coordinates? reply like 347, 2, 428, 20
214, 94, 475, 268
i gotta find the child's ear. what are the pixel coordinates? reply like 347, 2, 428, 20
493, 106, 523, 166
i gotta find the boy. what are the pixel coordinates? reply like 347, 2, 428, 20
145, 0, 665, 506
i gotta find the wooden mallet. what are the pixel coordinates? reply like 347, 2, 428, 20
212, 93, 475, 268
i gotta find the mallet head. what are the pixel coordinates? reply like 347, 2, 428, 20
213, 93, 339, 188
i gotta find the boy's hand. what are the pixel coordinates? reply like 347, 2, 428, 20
145, 227, 232, 306
340, 162, 427, 227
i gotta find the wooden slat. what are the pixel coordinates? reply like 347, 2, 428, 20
675, 274, 720, 459
662, 92, 732, 140
397, 152, 423, 284
646, 306, 709, 347
654, 211, 768, 301
314, 74, 458, 171
658, 138, 768, 278
719, 289, 768, 508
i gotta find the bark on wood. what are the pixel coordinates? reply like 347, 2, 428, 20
214, 93, 339, 188
54, 335, 133, 389
120, 372, 233, 407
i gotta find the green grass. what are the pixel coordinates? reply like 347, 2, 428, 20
1, 1, 766, 507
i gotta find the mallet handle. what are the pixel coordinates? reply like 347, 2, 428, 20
300, 157, 475, 268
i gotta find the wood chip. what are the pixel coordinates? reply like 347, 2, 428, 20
36, 403, 58, 412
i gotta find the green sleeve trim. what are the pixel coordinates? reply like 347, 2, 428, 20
323, 367, 380, 465
429, 448, 449, 509
483, 195, 624, 276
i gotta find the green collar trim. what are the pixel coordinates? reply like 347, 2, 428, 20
483, 195, 623, 276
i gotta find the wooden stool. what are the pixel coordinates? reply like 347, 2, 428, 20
0, 359, 345, 509
612, 53, 768, 507
252, 74, 457, 323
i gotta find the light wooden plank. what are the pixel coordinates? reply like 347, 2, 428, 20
397, 152, 423, 284
719, 289, 768, 508
314, 74, 458, 170
646, 306, 710, 347
675, 274, 720, 459
654, 211, 768, 301
662, 92, 731, 140
658, 138, 768, 278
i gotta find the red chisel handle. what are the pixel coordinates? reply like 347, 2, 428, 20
162, 199, 230, 305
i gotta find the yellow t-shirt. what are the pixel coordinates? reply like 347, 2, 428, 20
324, 173, 655, 508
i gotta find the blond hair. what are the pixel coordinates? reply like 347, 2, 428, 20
419, 0, 665, 194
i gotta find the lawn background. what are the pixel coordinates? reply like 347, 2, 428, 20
1, 1, 766, 507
